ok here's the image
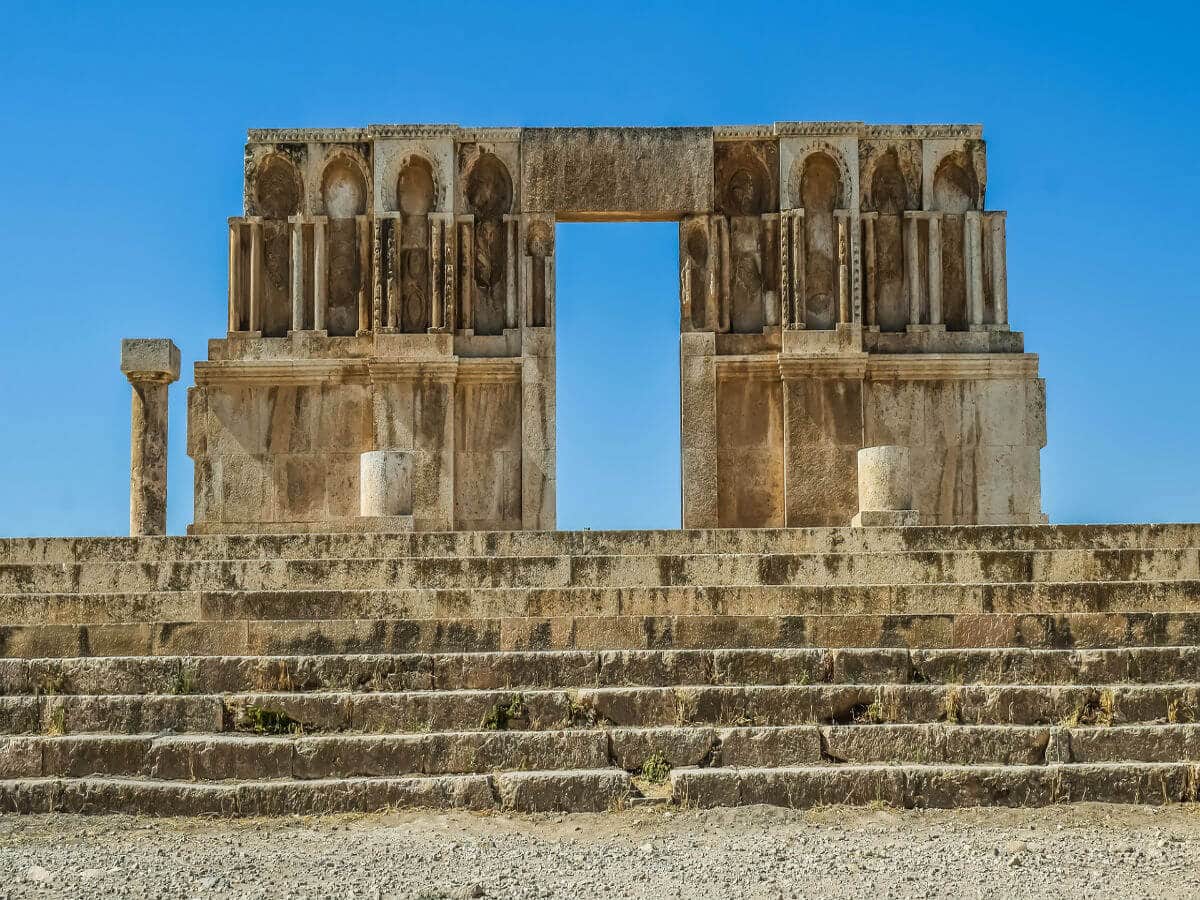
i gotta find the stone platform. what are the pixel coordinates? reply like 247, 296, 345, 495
3, 524, 1200, 814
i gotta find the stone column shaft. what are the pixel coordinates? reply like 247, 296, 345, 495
965, 211, 985, 326
990, 212, 1008, 326
836, 212, 851, 324
927, 214, 943, 326
120, 339, 181, 537
290, 216, 305, 332
227, 219, 242, 332
904, 213, 921, 327
313, 218, 327, 332
505, 217, 518, 329
356, 215, 371, 334
248, 220, 263, 333
863, 215, 877, 327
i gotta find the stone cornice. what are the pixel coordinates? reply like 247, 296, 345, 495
194, 359, 369, 386
866, 353, 1040, 381
715, 356, 781, 381
247, 128, 370, 144
368, 124, 460, 139
246, 123, 986, 146
368, 360, 460, 383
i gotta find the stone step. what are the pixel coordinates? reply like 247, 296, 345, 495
6, 725, 1195, 780
5, 647, 1200, 696
4, 548, 1198, 594
5, 684, 1199, 735
5, 611, 1200, 658
0, 769, 633, 815
669, 762, 1200, 808
4, 524, 1200, 565
3, 760, 1198, 814
7, 580, 1200, 625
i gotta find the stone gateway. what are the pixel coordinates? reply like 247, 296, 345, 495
190, 122, 1045, 536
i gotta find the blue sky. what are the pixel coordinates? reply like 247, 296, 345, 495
1, 1, 1197, 535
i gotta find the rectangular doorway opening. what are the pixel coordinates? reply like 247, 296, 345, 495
555, 222, 681, 530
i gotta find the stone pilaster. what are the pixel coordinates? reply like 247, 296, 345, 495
120, 339, 181, 536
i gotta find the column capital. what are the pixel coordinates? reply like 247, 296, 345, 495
120, 338, 180, 384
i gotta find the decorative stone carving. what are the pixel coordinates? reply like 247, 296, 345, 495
461, 148, 514, 335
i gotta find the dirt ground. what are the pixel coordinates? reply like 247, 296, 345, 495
2, 803, 1199, 898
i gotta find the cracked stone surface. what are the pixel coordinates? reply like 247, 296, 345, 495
1, 804, 1198, 898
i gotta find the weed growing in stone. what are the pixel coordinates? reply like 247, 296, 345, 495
241, 704, 304, 735
640, 751, 671, 784
483, 693, 526, 730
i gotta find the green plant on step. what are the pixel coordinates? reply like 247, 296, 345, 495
483, 693, 526, 731
241, 704, 305, 735
640, 751, 671, 785
172, 667, 197, 696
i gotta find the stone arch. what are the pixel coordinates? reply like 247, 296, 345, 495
464, 151, 514, 219
253, 154, 303, 219
464, 152, 514, 335
932, 153, 979, 213
716, 149, 772, 216
396, 155, 436, 215
321, 152, 369, 219
868, 150, 908, 215
788, 145, 851, 210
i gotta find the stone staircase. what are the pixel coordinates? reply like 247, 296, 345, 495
3, 525, 1200, 814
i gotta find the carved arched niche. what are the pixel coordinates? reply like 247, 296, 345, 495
797, 152, 843, 330
714, 141, 778, 334
395, 156, 436, 333
253, 155, 304, 337
867, 150, 910, 332
321, 153, 369, 336
932, 154, 979, 330
464, 151, 514, 336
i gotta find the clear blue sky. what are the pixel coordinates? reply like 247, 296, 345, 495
1, 1, 1197, 535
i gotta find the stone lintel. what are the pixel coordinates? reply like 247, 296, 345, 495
120, 339, 180, 383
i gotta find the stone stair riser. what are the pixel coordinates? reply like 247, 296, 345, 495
8, 613, 1200, 659
4, 524, 1200, 565
8, 725, 1197, 781
8, 580, 1200, 625
670, 763, 1200, 808
6, 647, 1199, 696
0, 770, 631, 815
5, 685, 1200, 735
3, 549, 1198, 594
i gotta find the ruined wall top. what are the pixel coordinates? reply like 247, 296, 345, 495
241, 122, 989, 220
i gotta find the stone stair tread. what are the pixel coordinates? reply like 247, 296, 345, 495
0, 768, 634, 814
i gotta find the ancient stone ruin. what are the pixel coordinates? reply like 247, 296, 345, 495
180, 123, 1044, 536
2, 123, 1197, 817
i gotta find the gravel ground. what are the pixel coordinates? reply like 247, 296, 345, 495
2, 804, 1199, 898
